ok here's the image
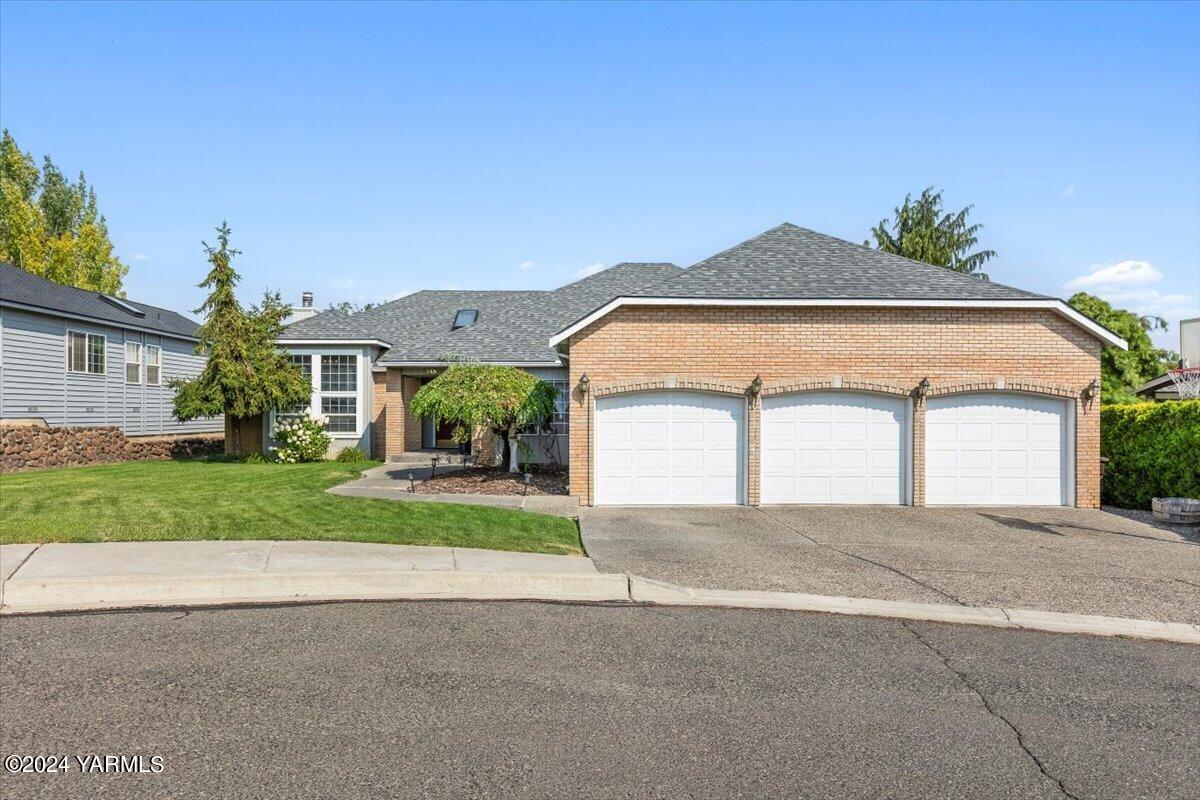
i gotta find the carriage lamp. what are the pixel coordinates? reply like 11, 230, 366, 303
748, 375, 763, 396
1082, 378, 1100, 402
578, 373, 590, 394
914, 377, 931, 399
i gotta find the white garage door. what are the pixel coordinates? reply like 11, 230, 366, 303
925, 393, 1069, 506
595, 391, 744, 505
760, 392, 908, 505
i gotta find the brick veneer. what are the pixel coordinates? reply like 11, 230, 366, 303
567, 305, 1103, 507
371, 368, 497, 464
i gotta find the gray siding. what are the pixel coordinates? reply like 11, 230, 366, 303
0, 306, 222, 436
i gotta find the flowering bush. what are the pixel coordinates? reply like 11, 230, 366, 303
272, 413, 331, 463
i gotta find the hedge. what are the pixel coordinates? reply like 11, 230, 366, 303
1100, 400, 1200, 509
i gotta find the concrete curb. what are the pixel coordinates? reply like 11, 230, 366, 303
3, 568, 1197, 645
0, 570, 630, 615
628, 577, 1200, 645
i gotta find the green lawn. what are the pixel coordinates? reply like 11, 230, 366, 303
0, 460, 583, 556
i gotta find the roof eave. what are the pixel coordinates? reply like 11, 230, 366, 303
547, 296, 1128, 350
0, 298, 200, 342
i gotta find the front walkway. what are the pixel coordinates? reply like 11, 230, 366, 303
580, 505, 1200, 625
328, 464, 581, 517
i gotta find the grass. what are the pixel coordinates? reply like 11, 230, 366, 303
0, 460, 583, 556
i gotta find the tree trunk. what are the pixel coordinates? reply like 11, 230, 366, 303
507, 424, 521, 474
224, 415, 262, 456
497, 429, 511, 472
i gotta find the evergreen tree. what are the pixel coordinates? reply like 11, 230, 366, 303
867, 187, 996, 279
171, 223, 311, 454
0, 131, 127, 294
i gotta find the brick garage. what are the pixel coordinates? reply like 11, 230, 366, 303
565, 305, 1104, 507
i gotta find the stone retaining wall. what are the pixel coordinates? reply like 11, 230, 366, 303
1, 425, 224, 473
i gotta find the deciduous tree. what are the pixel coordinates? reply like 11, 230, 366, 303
411, 363, 557, 472
1068, 292, 1178, 404
0, 130, 127, 294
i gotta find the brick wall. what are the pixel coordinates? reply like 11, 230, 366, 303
1, 425, 224, 473
567, 305, 1103, 507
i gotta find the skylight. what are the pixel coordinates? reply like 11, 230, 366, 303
451, 309, 478, 330
98, 294, 146, 317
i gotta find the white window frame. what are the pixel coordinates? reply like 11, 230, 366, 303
66, 329, 106, 375
125, 341, 142, 384
319, 354, 359, 434
271, 348, 365, 439
145, 344, 161, 385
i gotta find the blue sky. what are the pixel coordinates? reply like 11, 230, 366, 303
2, 1, 1197, 348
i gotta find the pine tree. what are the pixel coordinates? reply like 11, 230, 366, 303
171, 223, 311, 454
867, 187, 996, 279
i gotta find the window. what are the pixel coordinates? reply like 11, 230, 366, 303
125, 341, 142, 383
521, 380, 569, 435
145, 345, 161, 385
320, 355, 356, 392
67, 331, 105, 374
321, 396, 357, 433
279, 354, 314, 418
451, 309, 478, 330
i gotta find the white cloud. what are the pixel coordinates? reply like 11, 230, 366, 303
1062, 184, 1076, 198
130, 253, 150, 261
1063, 260, 1161, 292
1063, 260, 1198, 350
518, 261, 534, 271
574, 261, 606, 279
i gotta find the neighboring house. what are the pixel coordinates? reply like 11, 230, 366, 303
0, 262, 220, 436
277, 223, 1125, 508
1137, 317, 1200, 401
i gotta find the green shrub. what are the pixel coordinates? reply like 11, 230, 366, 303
334, 446, 368, 462
1101, 400, 1200, 508
271, 415, 331, 463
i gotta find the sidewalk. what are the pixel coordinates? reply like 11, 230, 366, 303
1, 541, 1197, 645
327, 464, 581, 517
0, 540, 621, 613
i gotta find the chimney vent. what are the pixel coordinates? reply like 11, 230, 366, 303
301, 291, 314, 308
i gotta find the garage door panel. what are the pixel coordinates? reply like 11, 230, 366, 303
762, 392, 907, 505
595, 391, 745, 505
926, 394, 1067, 506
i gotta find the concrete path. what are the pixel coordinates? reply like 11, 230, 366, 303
1, 540, 1197, 644
580, 505, 1200, 625
328, 464, 581, 517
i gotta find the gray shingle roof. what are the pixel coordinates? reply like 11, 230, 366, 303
280, 289, 543, 349
0, 261, 202, 339
376, 262, 682, 363
635, 223, 1047, 300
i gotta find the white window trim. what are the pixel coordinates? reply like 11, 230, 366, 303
66, 329, 107, 375
145, 344, 161, 385
125, 340, 143, 384
271, 348, 365, 439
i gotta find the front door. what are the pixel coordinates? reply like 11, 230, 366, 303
420, 377, 464, 449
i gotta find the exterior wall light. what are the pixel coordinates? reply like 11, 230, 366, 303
748, 375, 763, 396
578, 373, 590, 394
914, 377, 931, 399
1082, 378, 1100, 402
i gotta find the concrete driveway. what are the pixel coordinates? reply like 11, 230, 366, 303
579, 506, 1200, 624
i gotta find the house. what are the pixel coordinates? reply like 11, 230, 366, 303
1137, 316, 1200, 401
277, 223, 1126, 508
0, 262, 220, 437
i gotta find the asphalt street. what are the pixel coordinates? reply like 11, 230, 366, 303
1, 601, 1196, 800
